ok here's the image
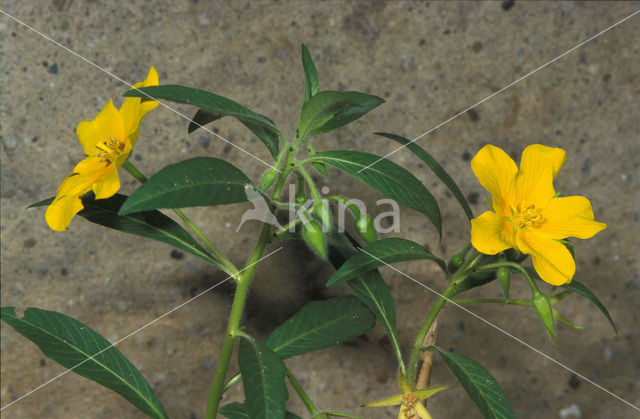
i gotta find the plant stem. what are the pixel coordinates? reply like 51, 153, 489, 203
407, 250, 482, 386
205, 225, 272, 418
122, 161, 239, 277
286, 368, 319, 416
453, 298, 531, 307
406, 282, 457, 387
205, 146, 295, 418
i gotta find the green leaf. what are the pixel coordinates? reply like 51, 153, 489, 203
326, 232, 404, 371
265, 296, 375, 358
431, 347, 515, 419
119, 157, 251, 215
219, 402, 249, 419
561, 279, 617, 333
297, 91, 384, 139
311, 91, 385, 136
301, 43, 319, 103
219, 402, 302, 419
124, 85, 280, 158
526, 267, 616, 333
238, 337, 289, 419
374, 132, 473, 220
31, 193, 225, 271
328, 238, 446, 286
306, 151, 441, 236
1, 307, 168, 419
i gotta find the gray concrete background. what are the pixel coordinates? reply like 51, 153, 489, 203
1, 1, 639, 418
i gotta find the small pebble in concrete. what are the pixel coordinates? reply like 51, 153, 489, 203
170, 249, 184, 260
257, 56, 267, 63
2, 136, 18, 149
472, 41, 483, 52
47, 63, 59, 75
501, 0, 515, 11
462, 150, 472, 161
134, 153, 143, 161
581, 157, 592, 175
198, 135, 211, 147
559, 404, 581, 418
467, 192, 479, 205
568, 373, 580, 389
467, 108, 479, 121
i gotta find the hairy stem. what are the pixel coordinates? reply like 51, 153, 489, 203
205, 146, 295, 418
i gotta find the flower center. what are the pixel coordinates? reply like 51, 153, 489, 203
510, 202, 543, 229
94, 136, 126, 166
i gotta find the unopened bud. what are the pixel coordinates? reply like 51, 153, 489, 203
355, 215, 377, 244
302, 219, 327, 259
532, 292, 557, 338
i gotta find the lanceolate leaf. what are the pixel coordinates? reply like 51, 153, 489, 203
238, 337, 289, 419
311, 91, 385, 136
219, 402, 303, 419
526, 267, 617, 333
301, 43, 319, 103
119, 157, 251, 214
306, 151, 441, 236
124, 85, 280, 158
1, 307, 168, 419
327, 238, 446, 286
326, 232, 404, 371
30, 194, 225, 272
375, 132, 473, 220
265, 296, 375, 358
561, 279, 617, 333
297, 91, 384, 139
431, 347, 515, 419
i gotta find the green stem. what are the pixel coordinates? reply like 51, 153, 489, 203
406, 282, 457, 387
296, 163, 322, 203
407, 250, 482, 386
453, 298, 531, 307
286, 368, 319, 416
205, 146, 296, 418
205, 224, 272, 418
476, 261, 539, 292
122, 161, 239, 277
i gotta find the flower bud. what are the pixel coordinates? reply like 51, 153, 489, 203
314, 201, 332, 232
355, 215, 377, 244
532, 291, 557, 338
302, 219, 327, 259
497, 267, 511, 298
259, 169, 278, 190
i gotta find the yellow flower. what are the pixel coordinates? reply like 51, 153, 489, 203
363, 371, 450, 419
45, 67, 159, 231
470, 144, 606, 285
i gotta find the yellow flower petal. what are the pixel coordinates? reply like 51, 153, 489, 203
540, 196, 606, 239
120, 66, 159, 146
46, 157, 112, 230
414, 403, 433, 419
92, 169, 121, 199
517, 231, 575, 285
471, 211, 513, 254
363, 392, 404, 407
515, 144, 566, 208
76, 99, 125, 155
471, 145, 518, 216
45, 194, 85, 231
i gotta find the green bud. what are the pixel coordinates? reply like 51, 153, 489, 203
259, 169, 278, 190
447, 245, 471, 273
497, 267, 511, 298
314, 201, 332, 232
295, 188, 308, 205
447, 255, 464, 273
532, 292, 557, 338
355, 215, 377, 244
302, 219, 327, 259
